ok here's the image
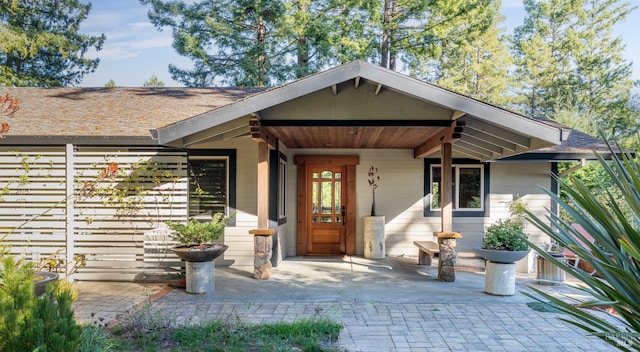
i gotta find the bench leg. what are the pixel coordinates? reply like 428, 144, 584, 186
418, 250, 432, 266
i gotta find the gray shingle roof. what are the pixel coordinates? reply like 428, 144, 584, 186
0, 87, 262, 141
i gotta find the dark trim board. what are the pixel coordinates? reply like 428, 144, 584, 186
495, 152, 614, 162
260, 119, 453, 127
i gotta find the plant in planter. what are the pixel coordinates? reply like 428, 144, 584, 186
478, 196, 530, 296
364, 166, 385, 259
166, 213, 229, 261
165, 213, 228, 293
479, 218, 530, 262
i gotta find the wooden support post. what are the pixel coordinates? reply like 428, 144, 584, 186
257, 141, 269, 229
441, 141, 452, 233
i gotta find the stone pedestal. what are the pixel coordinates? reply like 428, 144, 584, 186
364, 216, 385, 259
185, 260, 214, 294
485, 261, 516, 296
437, 232, 462, 282
249, 229, 275, 279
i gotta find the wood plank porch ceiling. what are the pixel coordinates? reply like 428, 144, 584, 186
266, 125, 447, 149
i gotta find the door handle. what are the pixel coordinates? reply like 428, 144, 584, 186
341, 206, 346, 225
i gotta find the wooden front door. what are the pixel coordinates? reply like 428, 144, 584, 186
307, 166, 345, 253
294, 156, 357, 255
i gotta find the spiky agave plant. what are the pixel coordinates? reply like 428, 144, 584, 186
524, 139, 640, 351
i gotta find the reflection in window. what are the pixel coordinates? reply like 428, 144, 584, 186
430, 164, 483, 211
188, 159, 227, 217
458, 168, 481, 209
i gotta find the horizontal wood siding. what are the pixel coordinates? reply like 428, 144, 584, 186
0, 147, 191, 281
0, 149, 67, 262
73, 149, 188, 280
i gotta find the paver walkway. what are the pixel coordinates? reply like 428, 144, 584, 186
73, 256, 622, 351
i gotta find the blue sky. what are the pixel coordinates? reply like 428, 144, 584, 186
79, 0, 640, 87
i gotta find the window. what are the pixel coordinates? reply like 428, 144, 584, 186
187, 150, 236, 226
424, 159, 489, 217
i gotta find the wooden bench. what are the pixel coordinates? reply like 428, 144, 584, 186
413, 241, 439, 266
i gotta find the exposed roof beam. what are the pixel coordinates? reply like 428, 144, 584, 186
355, 76, 361, 88
414, 122, 463, 158
451, 110, 466, 120
455, 140, 494, 159
459, 134, 503, 154
331, 84, 338, 96
463, 128, 517, 151
465, 118, 530, 148
374, 83, 383, 96
452, 146, 486, 160
559, 158, 587, 177
250, 116, 277, 149
182, 116, 250, 146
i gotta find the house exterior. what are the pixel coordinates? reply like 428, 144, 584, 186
0, 61, 612, 281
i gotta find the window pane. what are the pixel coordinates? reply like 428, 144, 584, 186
312, 182, 318, 214
459, 167, 481, 208
188, 159, 227, 217
321, 171, 332, 179
321, 181, 332, 214
334, 182, 341, 213
431, 166, 441, 209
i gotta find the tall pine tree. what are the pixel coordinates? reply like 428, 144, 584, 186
411, 1, 513, 107
142, 0, 292, 87
0, 0, 105, 87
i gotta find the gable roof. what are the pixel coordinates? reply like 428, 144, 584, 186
0, 61, 610, 161
153, 61, 561, 161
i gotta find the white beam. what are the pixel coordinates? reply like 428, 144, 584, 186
374, 83, 383, 96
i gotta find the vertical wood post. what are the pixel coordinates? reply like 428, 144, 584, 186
441, 140, 452, 233
257, 141, 269, 228
65, 144, 76, 280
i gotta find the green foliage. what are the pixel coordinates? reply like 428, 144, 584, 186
140, 0, 495, 87
80, 325, 114, 352
171, 317, 342, 351
104, 79, 116, 88
0, 255, 82, 352
165, 213, 227, 246
143, 75, 165, 87
512, 0, 636, 144
524, 139, 640, 350
0, 0, 105, 87
141, 0, 291, 87
481, 219, 529, 251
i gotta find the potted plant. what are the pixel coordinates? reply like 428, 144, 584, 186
477, 219, 530, 263
477, 196, 530, 296
364, 166, 385, 259
165, 213, 228, 293
166, 213, 228, 262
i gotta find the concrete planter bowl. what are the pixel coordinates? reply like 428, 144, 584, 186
171, 244, 229, 262
477, 248, 530, 264
171, 244, 229, 294
34, 272, 59, 296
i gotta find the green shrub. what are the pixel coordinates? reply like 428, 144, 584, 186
482, 219, 529, 251
0, 254, 82, 352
